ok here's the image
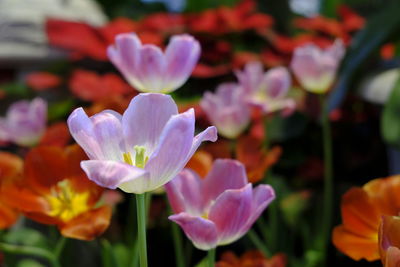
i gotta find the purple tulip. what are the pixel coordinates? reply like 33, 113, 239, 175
166, 159, 275, 250
0, 98, 47, 146
290, 39, 345, 94
108, 33, 201, 94
200, 83, 251, 139
67, 93, 217, 194
235, 62, 295, 115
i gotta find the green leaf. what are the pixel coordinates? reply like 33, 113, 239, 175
17, 259, 46, 267
381, 71, 400, 149
328, 0, 400, 111
47, 99, 74, 122
0, 83, 29, 97
4, 228, 49, 249
194, 257, 208, 267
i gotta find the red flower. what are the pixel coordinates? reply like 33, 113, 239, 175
69, 70, 132, 101
25, 72, 61, 91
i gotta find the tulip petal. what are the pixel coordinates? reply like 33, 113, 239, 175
203, 159, 247, 205
208, 184, 253, 245
122, 93, 178, 156
165, 169, 204, 216
263, 67, 291, 99
60, 206, 112, 241
137, 46, 166, 92
186, 126, 218, 161
164, 35, 201, 93
80, 160, 149, 192
145, 109, 195, 191
68, 108, 103, 160
169, 212, 218, 250
242, 185, 275, 232
90, 110, 124, 162
107, 33, 144, 90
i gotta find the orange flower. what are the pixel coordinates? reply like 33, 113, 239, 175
379, 215, 400, 266
0, 152, 20, 229
186, 135, 281, 183
39, 122, 71, 147
332, 175, 400, 261
1, 145, 112, 241
216, 250, 286, 267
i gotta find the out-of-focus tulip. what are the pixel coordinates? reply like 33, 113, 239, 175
108, 33, 200, 93
235, 62, 295, 115
201, 83, 251, 139
290, 40, 345, 94
379, 216, 400, 267
1, 146, 111, 240
0, 98, 47, 147
25, 72, 61, 91
166, 159, 275, 250
68, 93, 217, 194
332, 175, 400, 261
0, 152, 21, 229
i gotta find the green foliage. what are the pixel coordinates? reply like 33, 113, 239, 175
17, 259, 46, 267
0, 83, 29, 98
47, 99, 75, 122
381, 71, 400, 149
266, 112, 309, 142
4, 228, 49, 249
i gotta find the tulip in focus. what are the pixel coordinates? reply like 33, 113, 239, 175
165, 159, 275, 250
108, 33, 200, 93
200, 83, 251, 139
290, 40, 345, 94
68, 93, 217, 194
235, 62, 295, 115
0, 98, 47, 146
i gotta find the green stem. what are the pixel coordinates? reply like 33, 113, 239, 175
0, 242, 60, 267
136, 193, 148, 267
320, 95, 334, 261
247, 229, 271, 257
54, 236, 67, 260
207, 248, 216, 267
171, 222, 185, 267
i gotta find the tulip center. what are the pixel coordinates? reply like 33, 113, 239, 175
123, 146, 149, 168
47, 180, 90, 222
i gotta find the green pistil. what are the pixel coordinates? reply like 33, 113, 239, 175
134, 146, 148, 168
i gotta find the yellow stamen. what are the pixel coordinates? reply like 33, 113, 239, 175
47, 180, 89, 222
123, 152, 133, 165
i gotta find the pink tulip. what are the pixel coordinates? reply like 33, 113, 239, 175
290, 40, 345, 94
108, 33, 200, 93
166, 159, 275, 250
0, 98, 47, 146
200, 83, 251, 139
68, 93, 217, 194
235, 62, 295, 115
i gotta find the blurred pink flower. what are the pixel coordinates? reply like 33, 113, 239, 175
68, 93, 217, 194
0, 98, 47, 146
200, 83, 251, 139
235, 62, 295, 115
290, 40, 345, 94
166, 159, 275, 250
108, 33, 200, 93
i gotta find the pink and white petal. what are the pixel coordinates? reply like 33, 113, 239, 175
90, 110, 124, 162
30, 98, 47, 124
122, 93, 178, 156
203, 159, 247, 204
165, 169, 205, 216
208, 184, 253, 245
263, 67, 291, 99
186, 126, 217, 162
107, 33, 143, 90
81, 160, 149, 191
67, 108, 103, 160
240, 184, 275, 236
163, 34, 201, 92
169, 213, 218, 250
0, 118, 10, 141
145, 109, 195, 191
136, 46, 167, 92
